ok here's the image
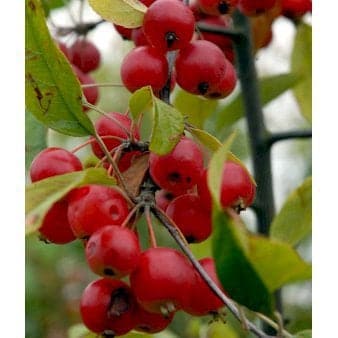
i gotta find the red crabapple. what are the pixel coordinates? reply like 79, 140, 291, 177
166, 194, 212, 243
142, 0, 195, 52
80, 278, 137, 335
175, 40, 227, 95
30, 147, 82, 182
198, 161, 256, 211
85, 225, 141, 278
72, 65, 99, 110
67, 184, 129, 238
39, 199, 76, 244
69, 39, 101, 73
121, 46, 168, 93
204, 57, 237, 99
130, 247, 197, 314
183, 257, 225, 316
149, 136, 204, 194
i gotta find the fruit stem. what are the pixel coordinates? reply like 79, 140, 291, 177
255, 313, 293, 338
81, 82, 124, 88
145, 205, 158, 248
151, 206, 273, 338
159, 51, 177, 104
70, 135, 125, 153
121, 203, 144, 228
82, 101, 131, 137
93, 130, 137, 205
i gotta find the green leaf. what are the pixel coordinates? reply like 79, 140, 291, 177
88, 0, 147, 28
212, 210, 312, 314
129, 86, 153, 119
25, 110, 47, 171
207, 132, 237, 208
212, 209, 273, 314
26, 0, 94, 137
187, 126, 222, 152
26, 168, 116, 235
212, 73, 302, 134
150, 97, 184, 155
270, 177, 312, 246
129, 87, 184, 155
173, 89, 218, 128
248, 236, 312, 291
41, 0, 69, 15
293, 330, 312, 338
291, 23, 312, 123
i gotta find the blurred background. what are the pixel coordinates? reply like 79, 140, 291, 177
26, 1, 312, 337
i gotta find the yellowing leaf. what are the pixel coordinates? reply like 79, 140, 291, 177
291, 23, 312, 123
207, 132, 237, 209
26, 168, 116, 235
26, 0, 94, 136
88, 0, 147, 28
270, 177, 312, 246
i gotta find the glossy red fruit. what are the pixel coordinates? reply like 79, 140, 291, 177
135, 305, 174, 333
67, 185, 129, 238
69, 39, 101, 73
204, 58, 237, 99
184, 257, 225, 316
238, 0, 277, 16
130, 247, 197, 314
80, 278, 137, 335
113, 24, 133, 40
166, 194, 212, 243
30, 147, 82, 182
85, 225, 141, 278
39, 199, 76, 244
90, 112, 140, 159
155, 189, 177, 212
72, 65, 99, 110
149, 137, 204, 194
197, 0, 238, 15
143, 0, 195, 52
121, 46, 168, 93
175, 40, 227, 95
198, 161, 256, 211
282, 0, 312, 19
131, 28, 149, 46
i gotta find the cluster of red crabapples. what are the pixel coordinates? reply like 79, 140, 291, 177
114, 0, 311, 99
58, 37, 101, 110
30, 110, 256, 336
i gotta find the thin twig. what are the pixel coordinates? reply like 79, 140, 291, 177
151, 206, 272, 338
196, 22, 244, 40
267, 130, 312, 147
